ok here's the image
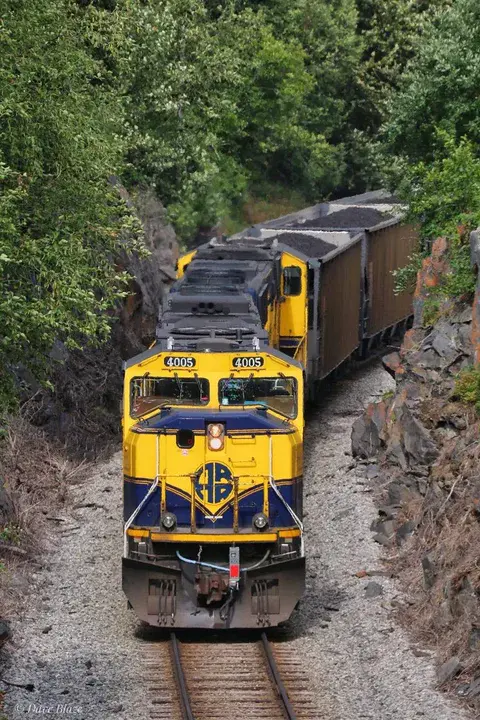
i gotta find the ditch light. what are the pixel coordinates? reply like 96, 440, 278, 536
207, 423, 225, 451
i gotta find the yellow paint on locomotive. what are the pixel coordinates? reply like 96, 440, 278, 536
123, 350, 303, 543
127, 528, 302, 543
176, 248, 197, 278
279, 251, 308, 339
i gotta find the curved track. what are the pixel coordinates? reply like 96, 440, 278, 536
142, 632, 319, 720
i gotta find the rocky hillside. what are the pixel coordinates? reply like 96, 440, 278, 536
352, 234, 480, 712
27, 187, 179, 458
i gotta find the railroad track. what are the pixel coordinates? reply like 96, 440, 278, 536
142, 631, 320, 720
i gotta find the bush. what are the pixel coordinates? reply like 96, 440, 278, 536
392, 133, 478, 309
454, 367, 480, 414
0, 1, 144, 406
393, 251, 424, 295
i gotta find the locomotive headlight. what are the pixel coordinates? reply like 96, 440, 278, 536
209, 424, 222, 438
161, 512, 177, 530
253, 512, 269, 531
207, 423, 224, 451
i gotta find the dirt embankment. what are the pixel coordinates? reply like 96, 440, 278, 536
351, 235, 480, 712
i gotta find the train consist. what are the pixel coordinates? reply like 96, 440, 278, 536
122, 190, 418, 629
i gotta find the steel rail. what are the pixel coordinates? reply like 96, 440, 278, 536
170, 632, 196, 720
261, 632, 297, 720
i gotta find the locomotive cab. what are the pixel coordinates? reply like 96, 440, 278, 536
122, 348, 305, 628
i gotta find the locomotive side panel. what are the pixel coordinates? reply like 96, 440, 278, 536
318, 240, 362, 378
366, 223, 418, 337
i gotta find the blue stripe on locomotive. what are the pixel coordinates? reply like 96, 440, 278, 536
124, 478, 302, 529
133, 409, 294, 433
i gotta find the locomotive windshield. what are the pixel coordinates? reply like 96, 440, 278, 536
131, 376, 209, 418
219, 377, 297, 418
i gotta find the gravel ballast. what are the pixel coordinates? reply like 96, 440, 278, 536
290, 362, 469, 719
2, 460, 149, 720
3, 362, 471, 719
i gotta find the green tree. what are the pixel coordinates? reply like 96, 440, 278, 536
0, 0, 141, 403
341, 0, 451, 190
393, 133, 478, 299
387, 0, 480, 162
122, 0, 360, 235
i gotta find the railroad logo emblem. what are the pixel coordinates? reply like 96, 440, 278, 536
195, 462, 233, 508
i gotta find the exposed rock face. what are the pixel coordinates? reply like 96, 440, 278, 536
470, 229, 480, 364
0, 620, 10, 648
31, 185, 179, 457
437, 657, 463, 686
351, 401, 388, 458
0, 479, 14, 526
113, 181, 179, 355
352, 308, 472, 467
351, 232, 480, 709
413, 237, 449, 326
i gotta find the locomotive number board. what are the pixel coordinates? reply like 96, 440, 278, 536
164, 356, 196, 368
232, 356, 265, 369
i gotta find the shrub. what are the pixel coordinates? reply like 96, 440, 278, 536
392, 134, 478, 312
454, 367, 480, 414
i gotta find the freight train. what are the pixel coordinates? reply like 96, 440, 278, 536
122, 190, 418, 629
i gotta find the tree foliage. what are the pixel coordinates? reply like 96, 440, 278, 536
385, 0, 480, 305
387, 0, 480, 162
122, 0, 361, 236
344, 0, 451, 189
0, 0, 142, 403
393, 134, 479, 299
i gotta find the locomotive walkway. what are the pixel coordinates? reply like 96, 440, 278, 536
142, 631, 318, 719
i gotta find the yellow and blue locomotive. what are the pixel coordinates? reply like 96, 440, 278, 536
122, 192, 418, 629
122, 235, 307, 628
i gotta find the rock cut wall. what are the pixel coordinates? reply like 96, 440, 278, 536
30, 186, 179, 458
351, 231, 480, 710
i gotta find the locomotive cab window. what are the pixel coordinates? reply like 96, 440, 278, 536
282, 266, 302, 296
131, 376, 209, 418
219, 377, 297, 418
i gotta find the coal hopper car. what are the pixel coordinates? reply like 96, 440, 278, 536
122, 190, 418, 629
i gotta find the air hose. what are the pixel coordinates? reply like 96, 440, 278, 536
175, 548, 270, 573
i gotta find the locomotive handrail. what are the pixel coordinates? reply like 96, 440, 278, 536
123, 476, 159, 557
123, 433, 161, 557
233, 475, 239, 532
268, 475, 304, 555
190, 474, 197, 533
293, 330, 308, 361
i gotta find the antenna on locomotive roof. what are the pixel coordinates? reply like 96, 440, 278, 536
167, 336, 174, 350
252, 336, 260, 351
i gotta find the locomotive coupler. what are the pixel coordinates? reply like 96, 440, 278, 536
193, 545, 241, 605
194, 571, 229, 605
